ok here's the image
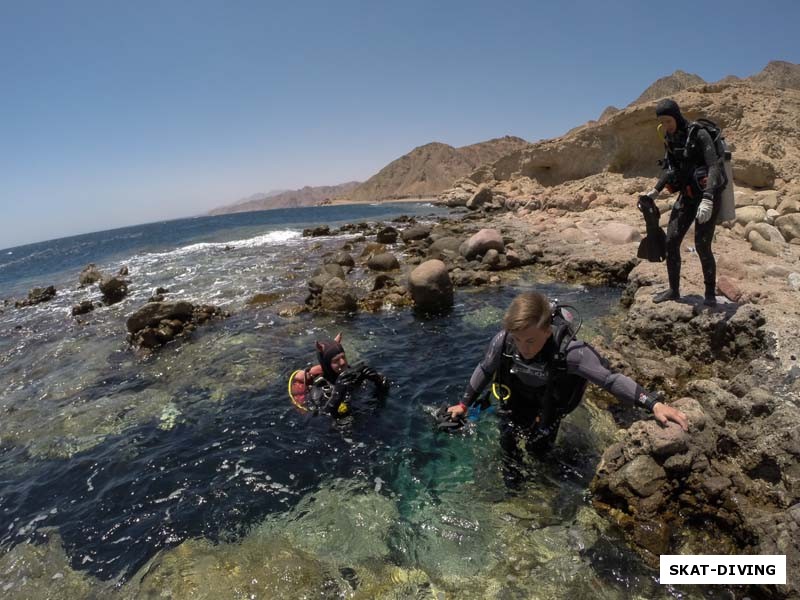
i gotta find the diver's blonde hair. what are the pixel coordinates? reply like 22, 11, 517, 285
502, 291, 551, 332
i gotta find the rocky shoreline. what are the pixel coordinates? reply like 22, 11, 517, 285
296, 194, 799, 598
433, 193, 799, 598
7, 192, 799, 597
285, 194, 800, 596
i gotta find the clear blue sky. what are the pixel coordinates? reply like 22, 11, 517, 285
1, 0, 798, 249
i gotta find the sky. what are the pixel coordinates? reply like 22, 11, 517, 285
1, 0, 799, 249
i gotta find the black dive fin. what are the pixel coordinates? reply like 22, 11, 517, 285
637, 229, 667, 262
433, 403, 466, 433
637, 196, 667, 262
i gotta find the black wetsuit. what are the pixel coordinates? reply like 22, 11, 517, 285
654, 126, 724, 298
462, 330, 655, 483
306, 374, 350, 417
307, 366, 388, 417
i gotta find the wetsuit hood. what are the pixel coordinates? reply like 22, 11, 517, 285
655, 98, 688, 131
316, 338, 345, 382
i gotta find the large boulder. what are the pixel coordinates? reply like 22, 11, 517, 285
401, 225, 432, 243
376, 226, 399, 244
428, 236, 463, 256
321, 263, 346, 279
367, 252, 400, 271
323, 251, 355, 269
777, 195, 800, 216
460, 229, 505, 260
127, 302, 226, 349
598, 222, 641, 245
735, 205, 766, 226
748, 231, 781, 257
320, 277, 358, 313
126, 301, 195, 334
733, 155, 776, 188
408, 260, 453, 311
743, 222, 786, 245
753, 190, 780, 210
775, 214, 800, 242
99, 276, 129, 304
466, 185, 493, 210
302, 225, 331, 237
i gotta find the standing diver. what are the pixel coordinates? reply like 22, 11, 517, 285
445, 291, 688, 486
639, 98, 728, 307
289, 333, 389, 417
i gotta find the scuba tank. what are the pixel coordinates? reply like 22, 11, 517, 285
717, 138, 736, 223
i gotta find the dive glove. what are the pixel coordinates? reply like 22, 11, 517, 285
359, 366, 389, 391
696, 198, 714, 224
335, 368, 362, 388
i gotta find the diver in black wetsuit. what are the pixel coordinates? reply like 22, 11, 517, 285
446, 291, 689, 486
304, 335, 389, 417
639, 99, 726, 307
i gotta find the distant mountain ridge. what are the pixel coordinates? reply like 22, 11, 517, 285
598, 60, 800, 120
438, 60, 800, 206
209, 61, 799, 217
208, 182, 360, 215
343, 135, 530, 203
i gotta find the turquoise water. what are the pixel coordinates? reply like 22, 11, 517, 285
0, 204, 720, 598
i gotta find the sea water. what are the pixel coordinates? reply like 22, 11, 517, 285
0, 204, 721, 598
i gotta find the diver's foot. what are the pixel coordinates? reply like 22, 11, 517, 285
703, 294, 717, 307
653, 289, 680, 304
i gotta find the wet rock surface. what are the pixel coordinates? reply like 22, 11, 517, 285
431, 165, 800, 595
126, 301, 228, 349
15, 285, 57, 308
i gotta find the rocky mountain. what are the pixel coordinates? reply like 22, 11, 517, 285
598, 106, 621, 122
440, 63, 800, 207
748, 60, 800, 89
630, 69, 707, 105
208, 182, 360, 215
628, 61, 800, 110
343, 136, 530, 203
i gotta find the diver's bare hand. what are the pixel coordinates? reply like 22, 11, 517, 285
446, 403, 466, 419
653, 402, 689, 431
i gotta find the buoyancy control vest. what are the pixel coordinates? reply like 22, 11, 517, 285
491, 309, 588, 429
661, 118, 735, 222
288, 365, 350, 416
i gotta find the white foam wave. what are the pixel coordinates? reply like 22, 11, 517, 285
125, 230, 302, 268
175, 230, 302, 255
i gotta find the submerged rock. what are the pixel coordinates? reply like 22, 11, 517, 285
78, 263, 103, 286
302, 225, 331, 237
323, 250, 355, 269
376, 226, 399, 244
71, 300, 96, 316
126, 301, 227, 349
99, 276, 129, 304
15, 285, 57, 308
